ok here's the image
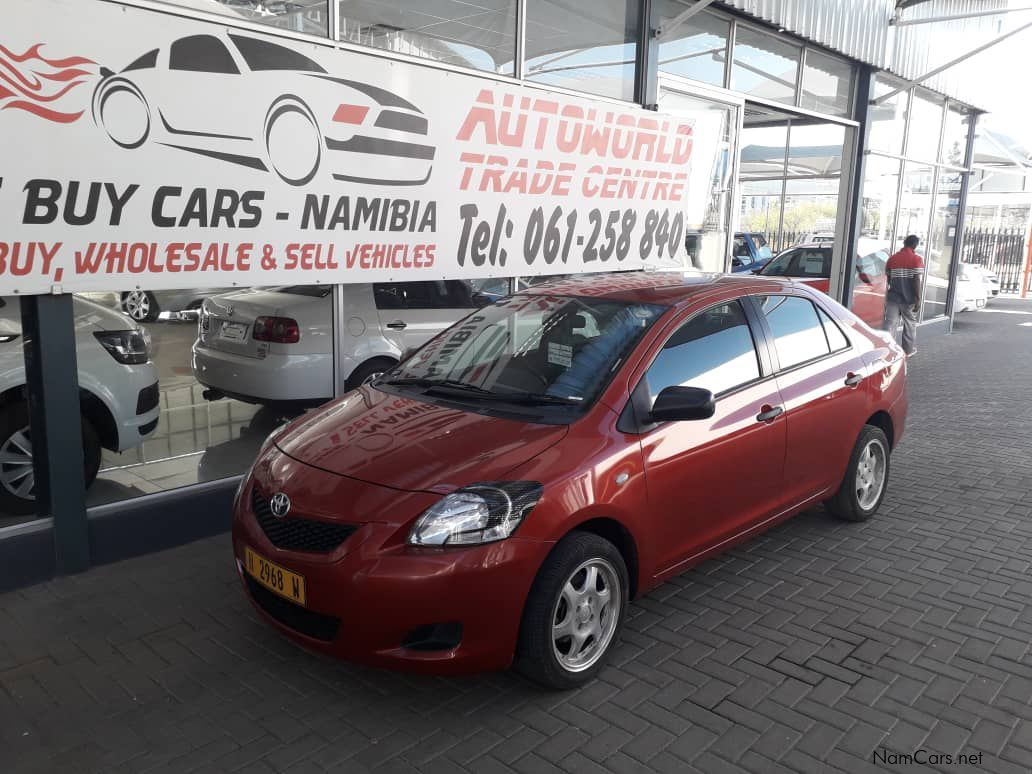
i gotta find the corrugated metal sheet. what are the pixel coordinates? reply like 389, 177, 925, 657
721, 0, 1010, 107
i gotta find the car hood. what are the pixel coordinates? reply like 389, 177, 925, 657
72, 295, 139, 333
274, 387, 568, 494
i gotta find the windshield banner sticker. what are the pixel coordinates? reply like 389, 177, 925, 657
0, 0, 726, 294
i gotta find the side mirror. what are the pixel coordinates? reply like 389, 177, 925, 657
731, 257, 743, 267
649, 386, 715, 423
471, 291, 493, 308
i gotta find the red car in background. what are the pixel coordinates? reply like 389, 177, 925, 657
231, 273, 907, 689
757, 242, 890, 329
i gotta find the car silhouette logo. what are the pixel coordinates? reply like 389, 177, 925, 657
270, 492, 291, 519
90, 32, 435, 186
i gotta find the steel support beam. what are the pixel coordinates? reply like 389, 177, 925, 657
20, 294, 89, 575
841, 67, 875, 309
635, 0, 660, 109
657, 0, 718, 41
946, 112, 979, 324
872, 20, 1032, 104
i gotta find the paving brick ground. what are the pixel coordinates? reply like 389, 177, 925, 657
3, 297, 1032, 773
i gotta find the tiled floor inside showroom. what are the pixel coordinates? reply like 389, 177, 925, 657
3, 297, 1032, 773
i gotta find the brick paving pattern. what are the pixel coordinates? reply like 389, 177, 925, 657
3, 298, 1032, 773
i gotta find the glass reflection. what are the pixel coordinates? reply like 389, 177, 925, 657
732, 26, 800, 105
657, 4, 729, 86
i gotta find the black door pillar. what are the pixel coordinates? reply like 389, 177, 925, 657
20, 294, 89, 574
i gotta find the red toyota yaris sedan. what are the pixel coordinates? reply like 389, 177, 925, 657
232, 273, 907, 689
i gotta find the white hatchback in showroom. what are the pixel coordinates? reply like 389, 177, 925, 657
0, 296, 160, 514
191, 281, 486, 406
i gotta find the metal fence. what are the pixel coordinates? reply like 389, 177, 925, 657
961, 228, 1029, 293
754, 231, 807, 254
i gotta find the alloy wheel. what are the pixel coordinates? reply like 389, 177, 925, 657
855, 438, 887, 510
0, 426, 34, 500
551, 558, 622, 672
123, 291, 151, 322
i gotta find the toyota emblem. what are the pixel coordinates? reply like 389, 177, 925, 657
270, 492, 291, 519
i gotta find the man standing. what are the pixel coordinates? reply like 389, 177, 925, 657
883, 234, 924, 355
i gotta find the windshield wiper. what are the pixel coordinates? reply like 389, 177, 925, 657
380, 377, 581, 406
378, 376, 492, 393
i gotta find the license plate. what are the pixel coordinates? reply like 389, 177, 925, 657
219, 321, 248, 341
244, 546, 307, 606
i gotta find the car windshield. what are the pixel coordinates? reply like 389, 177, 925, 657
380, 294, 665, 420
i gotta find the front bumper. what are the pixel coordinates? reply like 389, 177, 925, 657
231, 461, 549, 674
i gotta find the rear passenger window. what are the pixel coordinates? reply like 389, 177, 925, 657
374, 281, 473, 310
758, 296, 831, 369
817, 306, 850, 351
644, 301, 760, 401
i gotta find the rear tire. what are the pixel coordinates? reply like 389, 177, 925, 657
826, 425, 890, 523
0, 402, 101, 516
516, 532, 628, 690
346, 358, 397, 391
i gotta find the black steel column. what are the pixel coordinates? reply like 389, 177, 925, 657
634, 0, 659, 109
20, 294, 89, 574
945, 110, 980, 325
840, 66, 874, 308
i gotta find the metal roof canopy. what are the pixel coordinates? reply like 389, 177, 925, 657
871, 18, 1032, 104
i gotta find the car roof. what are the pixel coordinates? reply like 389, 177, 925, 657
520, 271, 800, 305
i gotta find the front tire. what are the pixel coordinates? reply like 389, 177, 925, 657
0, 402, 101, 516
121, 290, 159, 322
265, 97, 322, 186
516, 532, 628, 690
826, 425, 890, 523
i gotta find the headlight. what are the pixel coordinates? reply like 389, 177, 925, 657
94, 330, 149, 364
408, 481, 543, 546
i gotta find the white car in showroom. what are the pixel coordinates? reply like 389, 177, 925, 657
956, 263, 990, 312
191, 281, 485, 406
0, 296, 160, 514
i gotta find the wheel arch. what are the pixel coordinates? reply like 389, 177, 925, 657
0, 384, 117, 451
865, 410, 895, 449
344, 355, 398, 390
563, 516, 641, 600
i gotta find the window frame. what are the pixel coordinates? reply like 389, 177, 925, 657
744, 293, 854, 375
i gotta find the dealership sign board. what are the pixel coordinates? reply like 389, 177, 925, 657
0, 0, 725, 294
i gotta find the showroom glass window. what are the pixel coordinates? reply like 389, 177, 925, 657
906, 90, 945, 162
644, 301, 760, 400
731, 26, 801, 106
158, 0, 329, 37
337, 0, 516, 73
525, 0, 638, 101
941, 107, 971, 167
868, 77, 909, 156
657, 88, 738, 272
924, 170, 962, 319
758, 295, 833, 369
656, 4, 730, 87
800, 50, 853, 116
739, 122, 787, 248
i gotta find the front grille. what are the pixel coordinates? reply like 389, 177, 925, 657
136, 382, 159, 415
244, 576, 340, 642
252, 489, 356, 553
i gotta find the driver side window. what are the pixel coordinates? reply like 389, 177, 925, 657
169, 35, 240, 74
643, 301, 761, 402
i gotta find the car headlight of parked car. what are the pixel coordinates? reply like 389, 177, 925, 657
408, 482, 543, 546
94, 330, 149, 365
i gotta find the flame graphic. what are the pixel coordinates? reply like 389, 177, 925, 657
0, 43, 97, 123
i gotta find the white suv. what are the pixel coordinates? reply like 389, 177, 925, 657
192, 282, 485, 406
0, 296, 160, 515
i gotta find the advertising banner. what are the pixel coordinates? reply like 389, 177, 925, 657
1, 0, 726, 294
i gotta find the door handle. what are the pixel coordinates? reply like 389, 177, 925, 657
844, 372, 863, 387
386, 320, 407, 330
756, 405, 784, 423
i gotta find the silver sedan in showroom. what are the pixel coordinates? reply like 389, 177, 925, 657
191, 281, 487, 407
